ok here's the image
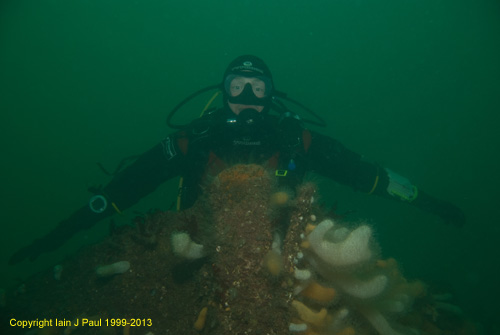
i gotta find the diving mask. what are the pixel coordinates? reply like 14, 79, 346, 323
224, 74, 273, 106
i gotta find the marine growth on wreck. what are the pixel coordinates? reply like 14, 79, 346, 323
1, 164, 475, 335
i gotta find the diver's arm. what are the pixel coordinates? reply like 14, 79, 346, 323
307, 131, 381, 193
372, 169, 465, 227
308, 131, 465, 227
9, 139, 186, 264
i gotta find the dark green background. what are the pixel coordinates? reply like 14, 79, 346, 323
1, 0, 498, 331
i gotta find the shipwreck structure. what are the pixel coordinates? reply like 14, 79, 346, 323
1, 164, 473, 335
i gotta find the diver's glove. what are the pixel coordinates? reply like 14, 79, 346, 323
9, 203, 112, 265
413, 190, 466, 227
383, 169, 465, 227
9, 237, 52, 265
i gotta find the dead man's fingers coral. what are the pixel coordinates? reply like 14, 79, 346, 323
95, 261, 130, 277
308, 219, 372, 267
171, 232, 205, 260
291, 300, 328, 328
336, 274, 388, 299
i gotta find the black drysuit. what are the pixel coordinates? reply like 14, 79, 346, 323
9, 108, 464, 264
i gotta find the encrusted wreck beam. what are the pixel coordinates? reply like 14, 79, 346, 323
207, 164, 291, 335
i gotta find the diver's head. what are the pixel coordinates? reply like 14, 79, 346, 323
222, 55, 274, 115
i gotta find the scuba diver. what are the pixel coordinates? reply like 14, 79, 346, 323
9, 55, 466, 265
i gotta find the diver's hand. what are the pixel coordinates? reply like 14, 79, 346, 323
9, 240, 44, 265
9, 204, 111, 265
434, 200, 466, 227
414, 190, 465, 227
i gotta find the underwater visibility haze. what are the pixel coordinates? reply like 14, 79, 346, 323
1, 0, 499, 333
